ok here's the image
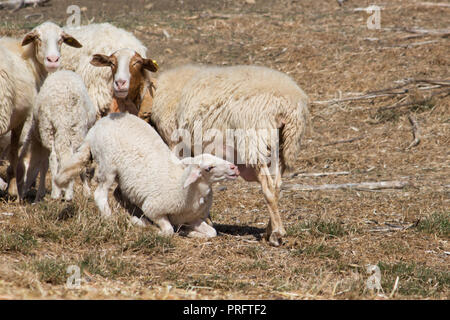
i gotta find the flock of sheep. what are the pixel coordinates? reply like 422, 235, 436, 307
0, 21, 309, 247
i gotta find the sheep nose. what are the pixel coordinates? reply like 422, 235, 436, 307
230, 164, 239, 174
46, 55, 60, 63
115, 79, 127, 89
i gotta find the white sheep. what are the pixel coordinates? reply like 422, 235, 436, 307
17, 70, 97, 201
150, 64, 309, 246
61, 23, 155, 116
0, 21, 81, 197
55, 113, 239, 237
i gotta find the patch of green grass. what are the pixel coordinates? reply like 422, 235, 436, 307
372, 99, 435, 124
240, 259, 270, 271
292, 244, 341, 260
378, 262, 450, 297
0, 227, 37, 254
124, 232, 173, 254
176, 274, 252, 291
416, 212, 449, 238
287, 217, 350, 239
31, 258, 69, 285
79, 252, 137, 279
241, 246, 262, 259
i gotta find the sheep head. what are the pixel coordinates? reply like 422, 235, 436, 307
182, 154, 240, 188
90, 48, 158, 100
22, 21, 82, 72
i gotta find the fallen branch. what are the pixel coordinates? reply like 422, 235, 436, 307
389, 276, 400, 298
283, 180, 410, 191
381, 40, 440, 49
323, 136, 364, 147
312, 90, 408, 105
368, 222, 416, 232
378, 88, 450, 111
185, 13, 233, 20
403, 27, 450, 35
313, 79, 449, 106
0, 0, 50, 11
419, 2, 450, 8
290, 171, 350, 178
380, 40, 440, 50
25, 13, 43, 19
406, 115, 421, 150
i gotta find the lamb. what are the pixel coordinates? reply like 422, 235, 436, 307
89, 48, 158, 118
150, 64, 309, 246
0, 21, 82, 197
60, 23, 157, 117
16, 70, 97, 201
55, 113, 239, 237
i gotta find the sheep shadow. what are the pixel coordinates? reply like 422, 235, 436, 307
214, 223, 264, 240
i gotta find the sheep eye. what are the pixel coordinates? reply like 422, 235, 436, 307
205, 166, 215, 172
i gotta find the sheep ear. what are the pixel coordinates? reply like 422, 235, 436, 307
62, 32, 82, 48
142, 58, 159, 72
180, 157, 194, 166
90, 54, 112, 67
21, 31, 39, 46
183, 166, 201, 188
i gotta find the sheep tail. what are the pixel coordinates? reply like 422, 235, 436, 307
279, 100, 309, 173
55, 140, 91, 188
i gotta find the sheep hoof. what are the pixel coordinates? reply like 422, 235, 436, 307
7, 179, 18, 198
158, 229, 174, 237
267, 231, 284, 247
130, 216, 146, 227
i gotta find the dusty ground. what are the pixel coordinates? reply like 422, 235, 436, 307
0, 0, 448, 300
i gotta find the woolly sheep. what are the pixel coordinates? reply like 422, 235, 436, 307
17, 70, 97, 201
0, 21, 81, 196
61, 23, 156, 116
150, 64, 309, 246
55, 113, 239, 237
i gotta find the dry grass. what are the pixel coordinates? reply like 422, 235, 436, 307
0, 0, 448, 299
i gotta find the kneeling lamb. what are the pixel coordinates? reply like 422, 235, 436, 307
55, 113, 239, 238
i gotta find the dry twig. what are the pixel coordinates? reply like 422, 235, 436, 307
312, 79, 449, 106
419, 2, 450, 8
381, 40, 440, 49
406, 115, 421, 150
283, 180, 410, 191
0, 0, 49, 11
1, 0, 45, 8
323, 136, 365, 147
290, 171, 350, 178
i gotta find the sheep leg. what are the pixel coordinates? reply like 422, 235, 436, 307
17, 135, 48, 201
186, 219, 217, 238
49, 143, 62, 199
94, 171, 116, 218
151, 215, 174, 237
80, 170, 91, 197
35, 157, 48, 202
7, 124, 24, 198
257, 163, 285, 247
59, 151, 75, 201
